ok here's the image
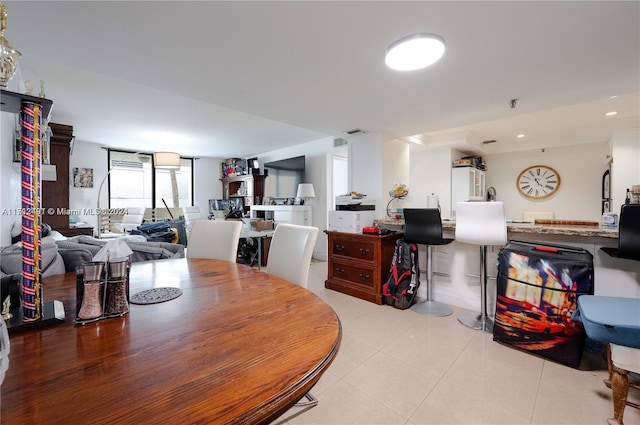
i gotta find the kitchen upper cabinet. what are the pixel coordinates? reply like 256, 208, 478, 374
451, 166, 485, 217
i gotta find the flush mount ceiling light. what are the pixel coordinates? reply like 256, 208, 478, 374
384, 33, 445, 71
604, 111, 618, 116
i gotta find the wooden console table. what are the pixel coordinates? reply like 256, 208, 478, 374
325, 231, 402, 304
2, 258, 341, 424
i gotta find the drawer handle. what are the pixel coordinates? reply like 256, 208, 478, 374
359, 273, 370, 281
359, 248, 370, 255
336, 268, 346, 274
335, 245, 345, 251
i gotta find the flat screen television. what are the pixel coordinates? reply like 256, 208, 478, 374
263, 155, 305, 199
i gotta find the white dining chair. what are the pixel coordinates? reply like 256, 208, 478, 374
265, 223, 320, 408
266, 224, 319, 289
186, 220, 243, 262
182, 206, 202, 233
113, 206, 145, 233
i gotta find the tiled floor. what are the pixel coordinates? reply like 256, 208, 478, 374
273, 260, 640, 425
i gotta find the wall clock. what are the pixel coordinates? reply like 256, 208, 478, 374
517, 165, 561, 199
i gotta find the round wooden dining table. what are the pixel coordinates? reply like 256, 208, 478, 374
1, 258, 342, 424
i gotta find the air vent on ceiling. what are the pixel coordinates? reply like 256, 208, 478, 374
333, 138, 348, 147
482, 139, 497, 145
344, 128, 368, 135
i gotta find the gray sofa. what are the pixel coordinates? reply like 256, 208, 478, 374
1, 235, 185, 278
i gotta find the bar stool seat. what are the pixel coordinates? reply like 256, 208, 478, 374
455, 201, 507, 332
403, 208, 454, 317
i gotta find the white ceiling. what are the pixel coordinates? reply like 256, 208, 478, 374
4, 1, 639, 158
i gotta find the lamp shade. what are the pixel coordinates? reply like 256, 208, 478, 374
154, 152, 180, 168
296, 183, 316, 199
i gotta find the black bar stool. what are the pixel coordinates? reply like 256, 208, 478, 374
601, 204, 640, 260
403, 208, 454, 317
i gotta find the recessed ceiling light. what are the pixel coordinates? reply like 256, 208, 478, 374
604, 111, 618, 116
385, 33, 445, 71
609, 95, 618, 99
517, 134, 525, 138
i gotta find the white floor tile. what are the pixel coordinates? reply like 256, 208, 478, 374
272, 261, 630, 425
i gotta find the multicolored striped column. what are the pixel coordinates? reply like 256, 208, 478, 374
20, 101, 42, 321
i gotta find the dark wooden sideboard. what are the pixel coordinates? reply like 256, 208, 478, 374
42, 123, 89, 236
325, 231, 403, 304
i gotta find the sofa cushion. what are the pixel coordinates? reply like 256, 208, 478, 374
58, 248, 95, 272
55, 236, 185, 266
0, 243, 66, 277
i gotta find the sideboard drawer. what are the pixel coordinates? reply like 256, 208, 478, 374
331, 239, 376, 263
329, 260, 376, 290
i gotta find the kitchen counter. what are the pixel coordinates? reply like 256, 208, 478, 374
374, 216, 638, 310
374, 217, 618, 239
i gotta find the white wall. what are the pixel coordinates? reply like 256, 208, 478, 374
484, 142, 609, 221
193, 156, 223, 215
258, 136, 335, 260
382, 139, 410, 217
408, 146, 454, 218
349, 132, 384, 214
69, 141, 107, 233
610, 127, 640, 210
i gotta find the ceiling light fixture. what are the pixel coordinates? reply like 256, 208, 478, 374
604, 111, 618, 116
384, 33, 445, 71
517, 134, 526, 138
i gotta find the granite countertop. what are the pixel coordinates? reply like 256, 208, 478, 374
374, 217, 618, 239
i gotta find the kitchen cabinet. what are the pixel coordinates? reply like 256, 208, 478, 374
325, 231, 402, 304
451, 166, 485, 216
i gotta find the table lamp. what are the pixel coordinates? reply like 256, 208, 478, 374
296, 183, 316, 205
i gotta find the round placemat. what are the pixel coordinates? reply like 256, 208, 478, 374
130, 287, 183, 305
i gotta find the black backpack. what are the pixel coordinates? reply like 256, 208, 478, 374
382, 240, 420, 309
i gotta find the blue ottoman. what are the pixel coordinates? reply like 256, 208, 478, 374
576, 295, 640, 425
577, 296, 640, 349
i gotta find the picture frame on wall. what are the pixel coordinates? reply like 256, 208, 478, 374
72, 167, 94, 188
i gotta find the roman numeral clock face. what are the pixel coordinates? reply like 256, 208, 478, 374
517, 165, 561, 199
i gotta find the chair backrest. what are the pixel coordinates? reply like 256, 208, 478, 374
522, 211, 554, 222
182, 206, 202, 232
455, 201, 507, 246
186, 220, 243, 261
403, 208, 448, 245
115, 207, 145, 232
617, 204, 640, 260
266, 224, 319, 288
126, 207, 146, 216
